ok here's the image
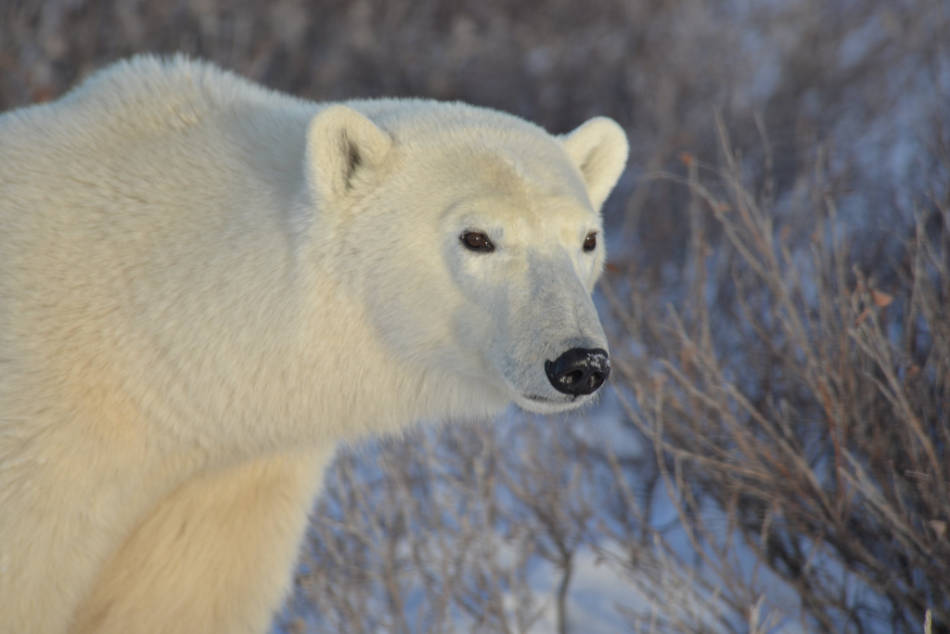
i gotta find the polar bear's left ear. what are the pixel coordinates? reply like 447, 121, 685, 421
306, 105, 393, 203
560, 117, 629, 211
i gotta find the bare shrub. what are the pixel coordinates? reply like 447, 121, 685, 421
602, 115, 950, 631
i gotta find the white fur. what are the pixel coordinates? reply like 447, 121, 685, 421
0, 55, 628, 633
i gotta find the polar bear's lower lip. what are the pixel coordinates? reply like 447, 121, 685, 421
523, 394, 573, 403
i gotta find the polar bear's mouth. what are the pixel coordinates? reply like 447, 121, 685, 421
515, 391, 594, 415
500, 372, 594, 414
523, 393, 575, 403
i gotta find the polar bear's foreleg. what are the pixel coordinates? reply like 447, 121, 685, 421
72, 448, 334, 634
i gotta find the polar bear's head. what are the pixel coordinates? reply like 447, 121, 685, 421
305, 101, 627, 416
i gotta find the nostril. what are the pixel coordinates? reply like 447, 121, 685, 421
587, 370, 606, 391
544, 347, 610, 396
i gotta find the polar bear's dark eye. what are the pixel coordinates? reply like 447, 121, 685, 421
583, 231, 598, 252
461, 231, 495, 253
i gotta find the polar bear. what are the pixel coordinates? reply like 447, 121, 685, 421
0, 56, 627, 633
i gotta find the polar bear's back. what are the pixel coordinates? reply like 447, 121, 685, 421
1, 55, 310, 154
0, 55, 314, 221
0, 55, 316, 287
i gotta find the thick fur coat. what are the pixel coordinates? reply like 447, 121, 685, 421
0, 56, 627, 633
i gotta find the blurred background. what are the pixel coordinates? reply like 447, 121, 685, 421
3, 1, 949, 632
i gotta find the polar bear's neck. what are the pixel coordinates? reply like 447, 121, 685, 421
120, 236, 506, 467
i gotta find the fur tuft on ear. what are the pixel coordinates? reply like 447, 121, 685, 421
306, 105, 393, 203
561, 117, 628, 211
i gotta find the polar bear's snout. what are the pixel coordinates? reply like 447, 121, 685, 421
544, 347, 610, 396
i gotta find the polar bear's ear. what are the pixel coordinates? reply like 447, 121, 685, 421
560, 117, 628, 211
306, 105, 393, 202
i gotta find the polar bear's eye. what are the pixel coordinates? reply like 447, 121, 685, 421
583, 231, 598, 252
460, 231, 495, 253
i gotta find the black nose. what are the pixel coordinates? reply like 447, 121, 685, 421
544, 348, 610, 396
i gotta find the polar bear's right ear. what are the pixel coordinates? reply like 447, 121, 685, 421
306, 105, 393, 202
